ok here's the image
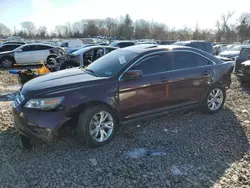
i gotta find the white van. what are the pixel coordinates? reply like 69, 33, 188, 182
60, 39, 83, 51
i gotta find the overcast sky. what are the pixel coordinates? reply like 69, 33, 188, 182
0, 0, 250, 32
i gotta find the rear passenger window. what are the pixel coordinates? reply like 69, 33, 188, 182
195, 54, 213, 66
119, 43, 134, 48
173, 52, 212, 70
106, 48, 116, 53
37, 45, 52, 50
130, 54, 173, 75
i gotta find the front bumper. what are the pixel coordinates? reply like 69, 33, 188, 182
12, 104, 70, 142
237, 73, 250, 82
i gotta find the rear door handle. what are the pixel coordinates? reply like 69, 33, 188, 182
202, 70, 211, 76
159, 77, 168, 83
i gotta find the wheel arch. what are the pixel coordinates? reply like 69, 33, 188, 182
66, 100, 121, 122
0, 55, 16, 64
46, 54, 57, 62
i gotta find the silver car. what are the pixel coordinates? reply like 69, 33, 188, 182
60, 46, 118, 69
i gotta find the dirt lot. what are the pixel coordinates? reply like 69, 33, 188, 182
0, 70, 249, 188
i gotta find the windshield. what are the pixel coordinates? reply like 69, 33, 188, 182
72, 47, 92, 56
60, 42, 68, 47
173, 41, 189, 46
230, 45, 244, 51
84, 50, 137, 77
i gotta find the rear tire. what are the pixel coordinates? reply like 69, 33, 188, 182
200, 85, 226, 114
77, 105, 118, 148
60, 60, 79, 70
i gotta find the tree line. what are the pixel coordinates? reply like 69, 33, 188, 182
0, 12, 250, 42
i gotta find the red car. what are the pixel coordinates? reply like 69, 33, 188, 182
12, 44, 234, 149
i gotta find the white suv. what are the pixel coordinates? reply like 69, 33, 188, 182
0, 43, 66, 68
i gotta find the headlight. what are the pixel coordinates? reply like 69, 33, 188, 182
24, 97, 64, 110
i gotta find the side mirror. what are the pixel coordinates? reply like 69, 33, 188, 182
122, 70, 143, 81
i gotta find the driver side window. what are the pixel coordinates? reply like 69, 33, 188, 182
130, 53, 173, 75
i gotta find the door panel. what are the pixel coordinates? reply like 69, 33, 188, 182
187, 66, 214, 102
119, 73, 167, 119
33, 50, 50, 63
14, 45, 35, 64
162, 69, 194, 107
14, 51, 33, 64
119, 53, 175, 119
171, 51, 214, 103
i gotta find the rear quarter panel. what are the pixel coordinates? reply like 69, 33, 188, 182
213, 61, 234, 87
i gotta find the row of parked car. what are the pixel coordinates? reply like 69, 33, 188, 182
1, 39, 250, 86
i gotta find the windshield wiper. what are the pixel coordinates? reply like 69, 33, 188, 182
84, 68, 100, 77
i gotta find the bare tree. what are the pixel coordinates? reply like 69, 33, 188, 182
134, 19, 150, 39
237, 13, 250, 42
84, 19, 99, 37
222, 11, 235, 42
104, 18, 118, 37
55, 25, 65, 37
150, 22, 167, 40
20, 21, 36, 37
0, 23, 11, 36
37, 26, 47, 38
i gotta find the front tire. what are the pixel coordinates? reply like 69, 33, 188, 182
201, 85, 226, 114
77, 105, 118, 148
1, 57, 14, 68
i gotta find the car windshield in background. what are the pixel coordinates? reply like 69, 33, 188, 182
109, 42, 118, 47
230, 45, 244, 51
173, 42, 189, 46
85, 50, 137, 77
72, 48, 88, 56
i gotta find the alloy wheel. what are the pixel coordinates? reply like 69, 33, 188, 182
207, 88, 224, 111
2, 59, 12, 68
89, 111, 114, 142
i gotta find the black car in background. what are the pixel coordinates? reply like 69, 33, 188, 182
235, 47, 250, 73
0, 44, 22, 52
109, 40, 135, 48
0, 41, 26, 46
173, 40, 213, 54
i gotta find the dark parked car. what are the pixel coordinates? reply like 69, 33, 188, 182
236, 55, 250, 85
0, 41, 26, 46
0, 43, 22, 52
173, 40, 213, 54
235, 47, 250, 73
218, 45, 250, 60
109, 40, 135, 48
12, 44, 234, 149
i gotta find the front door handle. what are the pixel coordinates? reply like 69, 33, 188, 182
159, 77, 168, 83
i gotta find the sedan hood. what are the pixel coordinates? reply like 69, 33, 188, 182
22, 67, 107, 97
242, 60, 250, 66
219, 51, 240, 57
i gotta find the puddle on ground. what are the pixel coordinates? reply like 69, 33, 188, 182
126, 148, 167, 159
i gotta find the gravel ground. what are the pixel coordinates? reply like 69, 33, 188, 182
0, 73, 249, 188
